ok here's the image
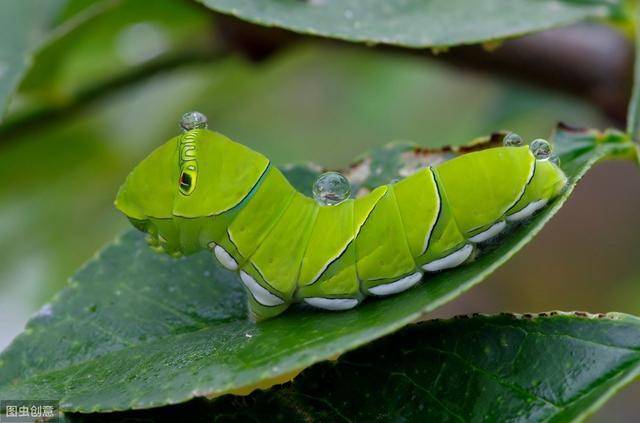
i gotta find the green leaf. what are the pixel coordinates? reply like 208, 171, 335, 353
0, 0, 121, 123
0, 0, 67, 121
7, 0, 214, 122
0, 124, 633, 412
63, 313, 640, 422
199, 0, 622, 48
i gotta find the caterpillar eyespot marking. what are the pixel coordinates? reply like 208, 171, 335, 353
304, 297, 359, 310
115, 119, 566, 321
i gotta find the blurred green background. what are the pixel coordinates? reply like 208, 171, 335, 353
1, 0, 638, 419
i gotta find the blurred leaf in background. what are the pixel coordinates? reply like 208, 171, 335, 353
200, 0, 622, 47
7, 0, 215, 120
0, 0, 67, 118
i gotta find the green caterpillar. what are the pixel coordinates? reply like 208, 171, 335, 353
115, 112, 567, 321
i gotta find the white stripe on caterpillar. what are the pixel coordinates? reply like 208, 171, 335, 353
421, 168, 441, 255
368, 272, 422, 296
304, 297, 359, 310
422, 244, 473, 272
506, 199, 548, 222
469, 221, 506, 243
240, 271, 284, 306
211, 244, 238, 270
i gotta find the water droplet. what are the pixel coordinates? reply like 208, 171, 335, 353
530, 138, 552, 160
550, 154, 561, 166
313, 172, 351, 206
180, 111, 208, 132
503, 132, 524, 147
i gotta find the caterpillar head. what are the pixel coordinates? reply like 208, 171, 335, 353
115, 113, 269, 230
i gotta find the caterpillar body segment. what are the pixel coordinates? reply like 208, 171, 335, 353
116, 129, 567, 321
